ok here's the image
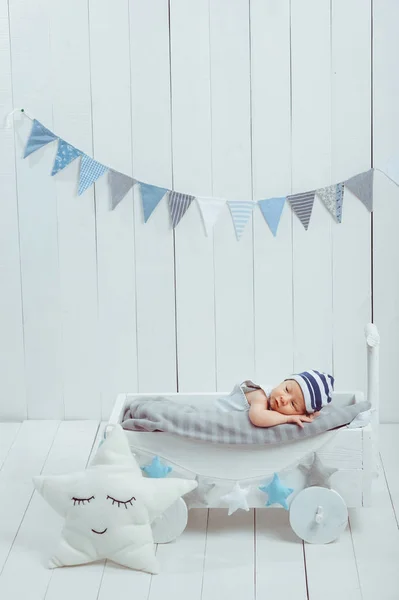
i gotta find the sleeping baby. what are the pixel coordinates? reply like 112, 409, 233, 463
215, 370, 334, 428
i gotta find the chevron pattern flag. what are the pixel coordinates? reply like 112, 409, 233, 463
345, 169, 374, 212
139, 182, 169, 222
288, 190, 315, 230
228, 201, 255, 240
168, 192, 194, 228
23, 119, 58, 158
78, 155, 108, 196
258, 197, 286, 236
316, 183, 344, 223
51, 139, 82, 176
108, 170, 135, 210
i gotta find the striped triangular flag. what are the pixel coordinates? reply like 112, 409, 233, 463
168, 192, 194, 228
258, 197, 286, 236
78, 155, 108, 196
196, 197, 226, 236
108, 170, 135, 210
227, 201, 255, 240
23, 119, 57, 158
51, 139, 82, 176
316, 183, 344, 223
344, 169, 374, 212
288, 190, 315, 230
139, 182, 169, 222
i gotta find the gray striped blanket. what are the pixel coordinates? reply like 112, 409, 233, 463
122, 396, 371, 445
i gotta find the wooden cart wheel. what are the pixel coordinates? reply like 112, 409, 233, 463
289, 486, 348, 544
151, 498, 188, 544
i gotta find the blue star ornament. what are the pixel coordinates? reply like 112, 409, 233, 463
141, 456, 172, 478
259, 473, 294, 510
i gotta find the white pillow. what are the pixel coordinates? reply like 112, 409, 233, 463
33, 425, 197, 574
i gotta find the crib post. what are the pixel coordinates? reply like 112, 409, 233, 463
365, 323, 380, 466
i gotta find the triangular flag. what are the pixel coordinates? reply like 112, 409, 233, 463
139, 182, 168, 222
316, 183, 344, 223
51, 139, 82, 176
108, 170, 135, 210
23, 119, 57, 158
78, 155, 108, 196
196, 197, 226, 236
227, 201, 255, 240
344, 169, 374, 212
168, 192, 194, 228
287, 190, 315, 230
258, 197, 286, 236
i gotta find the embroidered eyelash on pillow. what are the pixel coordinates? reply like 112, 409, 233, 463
33, 425, 197, 574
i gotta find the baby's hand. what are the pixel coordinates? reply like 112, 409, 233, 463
286, 414, 315, 428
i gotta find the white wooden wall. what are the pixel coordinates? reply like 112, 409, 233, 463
0, 0, 397, 422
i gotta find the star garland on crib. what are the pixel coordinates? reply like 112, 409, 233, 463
136, 448, 338, 515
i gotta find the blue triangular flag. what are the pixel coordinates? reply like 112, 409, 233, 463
139, 182, 169, 222
23, 119, 57, 158
51, 139, 82, 176
258, 197, 286, 236
78, 155, 108, 196
227, 201, 255, 240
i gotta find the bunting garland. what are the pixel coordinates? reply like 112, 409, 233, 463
18, 111, 382, 241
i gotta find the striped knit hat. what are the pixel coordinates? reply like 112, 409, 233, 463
287, 370, 334, 413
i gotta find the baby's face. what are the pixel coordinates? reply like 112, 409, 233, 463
269, 380, 306, 415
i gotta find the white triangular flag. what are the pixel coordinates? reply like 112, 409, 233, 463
196, 197, 226, 236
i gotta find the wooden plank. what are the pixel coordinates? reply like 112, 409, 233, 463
256, 509, 307, 598
171, 0, 216, 393
0, 0, 26, 421
0, 420, 59, 572
8, 0, 63, 419
148, 509, 207, 600
291, 0, 333, 374
305, 528, 362, 600
0, 423, 21, 470
373, 0, 399, 422
331, 0, 371, 394
88, 0, 138, 420
349, 427, 399, 599
0, 421, 100, 600
129, 0, 176, 394
49, 0, 99, 419
202, 509, 255, 600
379, 424, 399, 524
251, 0, 294, 385
210, 0, 255, 391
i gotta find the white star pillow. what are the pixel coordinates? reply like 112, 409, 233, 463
33, 425, 197, 574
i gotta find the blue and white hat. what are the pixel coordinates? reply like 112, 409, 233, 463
287, 370, 334, 413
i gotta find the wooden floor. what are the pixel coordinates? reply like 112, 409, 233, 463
0, 422, 398, 600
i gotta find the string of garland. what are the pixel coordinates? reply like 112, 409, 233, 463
8, 108, 399, 241
119, 434, 341, 515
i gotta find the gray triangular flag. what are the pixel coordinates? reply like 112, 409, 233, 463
287, 190, 315, 230
168, 192, 194, 228
108, 170, 135, 210
344, 169, 374, 212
